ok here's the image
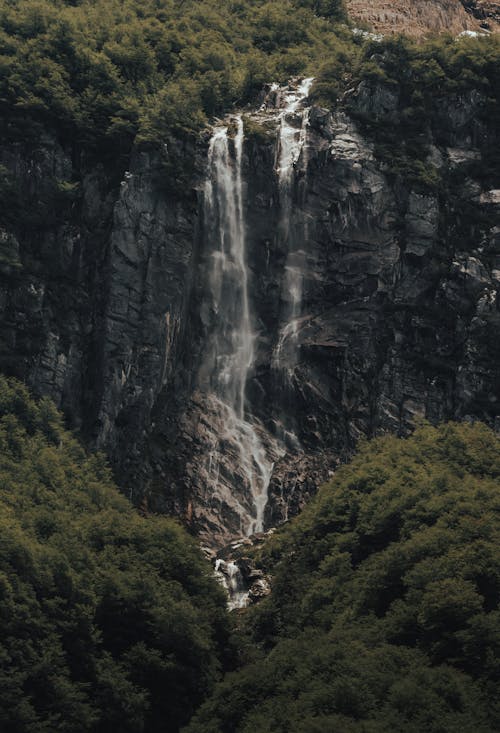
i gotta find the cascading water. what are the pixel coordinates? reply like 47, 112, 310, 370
273, 78, 314, 370
191, 80, 314, 559
214, 558, 249, 610
196, 84, 314, 607
201, 117, 273, 537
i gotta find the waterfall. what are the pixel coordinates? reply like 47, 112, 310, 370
201, 117, 273, 537
203, 120, 252, 416
273, 78, 314, 370
214, 558, 249, 611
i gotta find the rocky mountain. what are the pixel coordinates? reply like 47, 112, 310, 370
1, 3, 499, 732
346, 0, 500, 35
1, 66, 498, 548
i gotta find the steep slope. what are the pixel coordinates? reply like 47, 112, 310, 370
0, 0, 351, 541
185, 423, 500, 733
172, 37, 500, 543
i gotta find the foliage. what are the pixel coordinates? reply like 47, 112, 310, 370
242, 116, 276, 144
334, 34, 500, 189
0, 376, 230, 733
186, 423, 500, 732
0, 0, 347, 152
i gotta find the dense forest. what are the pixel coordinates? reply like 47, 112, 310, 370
1, 381, 499, 731
0, 377, 230, 732
0, 0, 348, 153
187, 423, 500, 732
1, 0, 499, 153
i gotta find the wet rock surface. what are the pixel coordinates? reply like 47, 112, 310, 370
214, 532, 274, 609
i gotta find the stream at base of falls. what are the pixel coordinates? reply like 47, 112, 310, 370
214, 559, 248, 611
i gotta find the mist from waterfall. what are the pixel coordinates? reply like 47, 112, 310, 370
273, 78, 314, 370
202, 118, 273, 537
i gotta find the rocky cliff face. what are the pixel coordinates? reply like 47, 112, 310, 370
346, 0, 500, 36
0, 135, 204, 510
1, 78, 499, 548
346, 0, 483, 36
241, 84, 500, 535
461, 0, 500, 31
0, 138, 113, 432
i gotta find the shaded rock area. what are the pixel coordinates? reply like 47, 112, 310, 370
461, 0, 500, 30
0, 77, 499, 549
265, 449, 340, 527
0, 136, 116, 431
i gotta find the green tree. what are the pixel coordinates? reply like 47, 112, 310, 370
0, 376, 230, 733
186, 423, 500, 732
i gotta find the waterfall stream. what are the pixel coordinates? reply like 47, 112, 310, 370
202, 117, 273, 537
199, 82, 314, 608
273, 78, 314, 370
214, 558, 249, 611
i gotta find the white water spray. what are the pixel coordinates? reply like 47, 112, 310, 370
273, 78, 314, 368
214, 558, 250, 610
202, 117, 273, 536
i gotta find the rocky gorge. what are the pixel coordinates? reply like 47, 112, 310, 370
1, 66, 499, 552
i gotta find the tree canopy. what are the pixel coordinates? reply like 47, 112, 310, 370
186, 422, 500, 732
0, 0, 348, 151
0, 375, 230, 733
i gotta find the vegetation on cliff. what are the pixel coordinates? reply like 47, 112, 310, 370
0, 376, 230, 733
317, 33, 500, 188
186, 423, 500, 732
1, 0, 499, 224
0, 0, 347, 153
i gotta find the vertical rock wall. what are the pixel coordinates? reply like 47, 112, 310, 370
0, 82, 499, 547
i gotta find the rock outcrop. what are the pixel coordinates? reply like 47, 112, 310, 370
461, 0, 500, 31
346, 0, 483, 36
1, 77, 499, 548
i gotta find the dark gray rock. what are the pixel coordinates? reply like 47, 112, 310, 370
1, 84, 499, 547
